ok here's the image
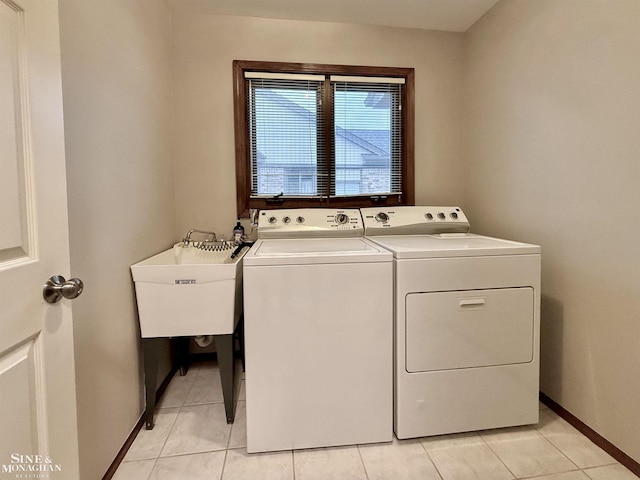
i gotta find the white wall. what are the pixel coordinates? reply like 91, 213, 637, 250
171, 14, 465, 237
58, 0, 176, 477
464, 0, 640, 463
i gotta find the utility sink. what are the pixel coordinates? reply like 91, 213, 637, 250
131, 245, 247, 338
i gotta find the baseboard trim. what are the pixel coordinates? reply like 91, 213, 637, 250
539, 392, 640, 477
101, 366, 178, 480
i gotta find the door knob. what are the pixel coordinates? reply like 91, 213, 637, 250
43, 275, 84, 304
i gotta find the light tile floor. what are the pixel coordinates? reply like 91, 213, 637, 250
113, 360, 638, 480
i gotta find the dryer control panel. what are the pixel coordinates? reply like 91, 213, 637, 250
361, 206, 470, 236
258, 208, 363, 239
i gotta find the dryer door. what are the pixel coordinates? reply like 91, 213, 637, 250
405, 287, 534, 372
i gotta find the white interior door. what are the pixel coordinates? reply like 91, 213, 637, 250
0, 0, 80, 478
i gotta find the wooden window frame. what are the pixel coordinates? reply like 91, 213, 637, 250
233, 60, 415, 217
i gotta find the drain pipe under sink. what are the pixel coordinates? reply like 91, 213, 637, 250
194, 335, 214, 348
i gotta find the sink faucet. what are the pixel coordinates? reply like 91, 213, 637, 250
249, 209, 259, 227
182, 229, 217, 247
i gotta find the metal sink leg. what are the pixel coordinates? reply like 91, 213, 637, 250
142, 337, 161, 430
213, 334, 235, 423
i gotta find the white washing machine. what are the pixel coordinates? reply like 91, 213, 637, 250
243, 208, 393, 453
361, 206, 541, 439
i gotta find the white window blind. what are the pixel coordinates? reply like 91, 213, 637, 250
332, 79, 403, 197
245, 71, 404, 199
247, 75, 326, 197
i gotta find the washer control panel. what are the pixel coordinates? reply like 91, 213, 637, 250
258, 208, 363, 239
361, 206, 470, 236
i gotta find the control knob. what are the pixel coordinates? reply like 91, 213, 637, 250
335, 213, 349, 225
375, 212, 389, 223
450, 212, 458, 220
268, 216, 277, 224
437, 212, 446, 220
282, 216, 291, 224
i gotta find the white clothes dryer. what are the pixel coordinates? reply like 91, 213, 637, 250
361, 206, 541, 439
243, 209, 393, 453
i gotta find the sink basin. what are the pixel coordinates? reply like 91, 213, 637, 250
131, 245, 248, 338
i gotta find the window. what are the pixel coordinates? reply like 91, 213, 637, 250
233, 61, 414, 216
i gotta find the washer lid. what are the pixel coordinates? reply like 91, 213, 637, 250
243, 237, 392, 266
366, 233, 540, 259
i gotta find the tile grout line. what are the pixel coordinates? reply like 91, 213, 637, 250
477, 430, 519, 479
533, 412, 619, 471
218, 442, 231, 479
291, 449, 296, 480
220, 366, 247, 480
219, 395, 237, 480
143, 458, 159, 480
532, 430, 583, 475
151, 447, 230, 459
154, 403, 183, 461
418, 438, 446, 480
153, 363, 201, 462
479, 427, 583, 479
158, 361, 200, 409
130, 365, 196, 478
516, 467, 584, 480
356, 444, 371, 480
117, 361, 231, 478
